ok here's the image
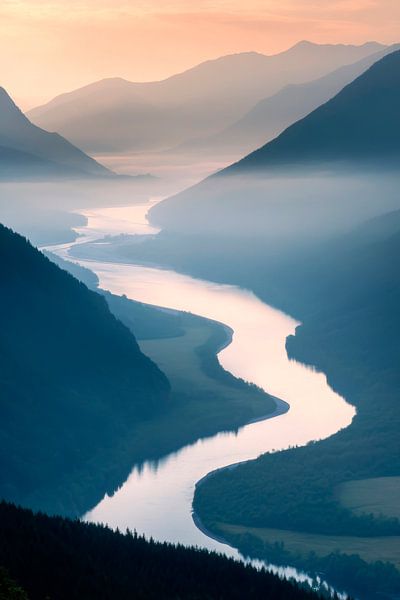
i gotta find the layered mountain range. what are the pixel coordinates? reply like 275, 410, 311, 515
27, 42, 385, 154
181, 44, 398, 159
149, 50, 400, 236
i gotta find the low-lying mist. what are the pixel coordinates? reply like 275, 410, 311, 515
0, 177, 161, 245
150, 168, 400, 243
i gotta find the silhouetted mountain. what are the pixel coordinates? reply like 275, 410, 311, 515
0, 224, 169, 511
185, 45, 398, 159
0, 502, 323, 600
149, 50, 400, 236
27, 42, 384, 154
227, 49, 400, 172
0, 88, 112, 179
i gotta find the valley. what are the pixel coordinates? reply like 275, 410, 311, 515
1, 25, 399, 599
48, 203, 354, 593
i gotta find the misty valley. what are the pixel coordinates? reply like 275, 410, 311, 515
0, 34, 400, 600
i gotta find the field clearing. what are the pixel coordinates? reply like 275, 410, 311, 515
140, 315, 276, 433
219, 523, 400, 568
336, 476, 400, 520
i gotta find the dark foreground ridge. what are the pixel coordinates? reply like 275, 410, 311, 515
0, 502, 325, 600
0, 223, 169, 513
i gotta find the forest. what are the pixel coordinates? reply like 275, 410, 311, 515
0, 502, 325, 600
0, 224, 170, 515
1, 226, 276, 519
194, 208, 400, 532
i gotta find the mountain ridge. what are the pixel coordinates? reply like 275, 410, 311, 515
0, 223, 169, 512
0, 87, 113, 179
179, 44, 398, 159
224, 48, 400, 173
148, 49, 400, 237
27, 41, 386, 154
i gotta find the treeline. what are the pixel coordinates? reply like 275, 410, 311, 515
0, 502, 325, 600
228, 531, 400, 600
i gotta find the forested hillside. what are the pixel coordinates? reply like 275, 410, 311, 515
84, 207, 400, 598
0, 502, 323, 600
193, 209, 400, 599
0, 224, 169, 513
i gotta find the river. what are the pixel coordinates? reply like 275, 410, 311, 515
51, 201, 355, 590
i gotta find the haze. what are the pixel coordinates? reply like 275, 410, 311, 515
2, 0, 400, 108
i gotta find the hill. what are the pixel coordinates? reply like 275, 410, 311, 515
0, 224, 169, 512
0, 501, 323, 600
27, 42, 384, 154
0, 88, 112, 179
193, 209, 400, 599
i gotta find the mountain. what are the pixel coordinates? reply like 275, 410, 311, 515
0, 87, 112, 178
149, 50, 400, 236
0, 502, 322, 600
185, 44, 398, 159
227, 48, 400, 172
27, 42, 384, 154
0, 224, 169, 511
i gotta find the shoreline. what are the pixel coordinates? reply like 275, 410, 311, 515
193, 395, 289, 493
58, 215, 350, 596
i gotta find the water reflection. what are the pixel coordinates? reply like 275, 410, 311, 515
82, 261, 354, 547
53, 204, 355, 592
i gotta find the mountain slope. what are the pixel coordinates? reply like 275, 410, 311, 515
0, 145, 86, 179
0, 88, 112, 178
227, 48, 400, 172
192, 209, 400, 599
149, 50, 400, 235
27, 42, 384, 154
0, 224, 169, 510
0, 502, 322, 600
192, 44, 398, 159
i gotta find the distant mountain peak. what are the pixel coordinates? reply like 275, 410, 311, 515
286, 40, 384, 54
26, 40, 388, 156
290, 40, 317, 49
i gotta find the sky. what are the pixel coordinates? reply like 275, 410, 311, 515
1, 0, 399, 109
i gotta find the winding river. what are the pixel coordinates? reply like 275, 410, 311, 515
52, 201, 355, 588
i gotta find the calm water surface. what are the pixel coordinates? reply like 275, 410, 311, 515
53, 202, 355, 587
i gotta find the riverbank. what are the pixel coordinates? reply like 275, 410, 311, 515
53, 205, 355, 591
30, 247, 282, 518
193, 394, 289, 492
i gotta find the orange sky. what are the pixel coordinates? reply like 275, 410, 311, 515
1, 0, 399, 109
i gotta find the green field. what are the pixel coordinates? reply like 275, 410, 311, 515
140, 314, 277, 433
34, 254, 279, 517
216, 473, 400, 570
336, 476, 400, 520
218, 522, 400, 569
